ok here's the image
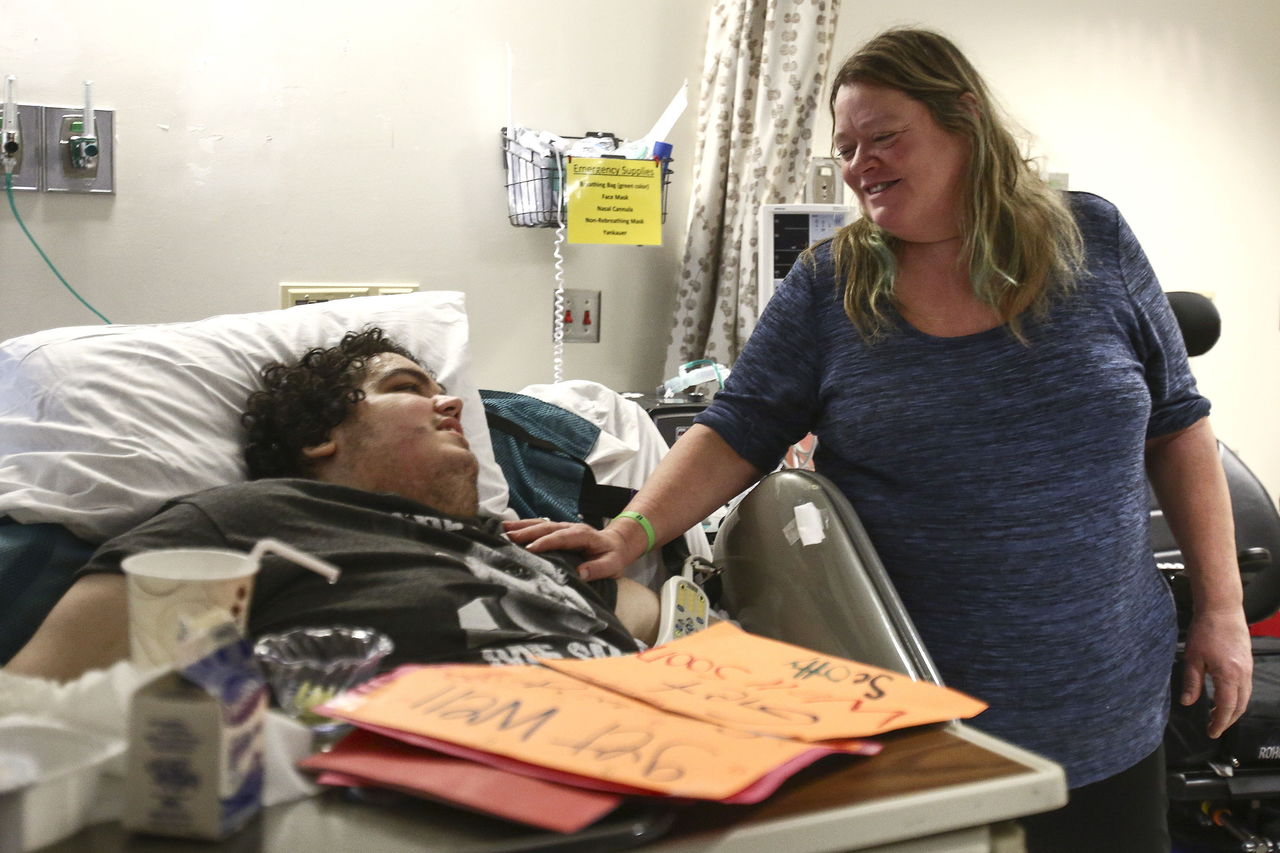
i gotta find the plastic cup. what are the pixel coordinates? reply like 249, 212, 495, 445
120, 549, 258, 671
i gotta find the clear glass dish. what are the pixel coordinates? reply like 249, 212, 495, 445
253, 626, 393, 734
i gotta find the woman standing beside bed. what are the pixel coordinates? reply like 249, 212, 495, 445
509, 27, 1252, 853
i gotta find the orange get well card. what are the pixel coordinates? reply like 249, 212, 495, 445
317, 622, 985, 804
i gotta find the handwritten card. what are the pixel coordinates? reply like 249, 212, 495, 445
319, 663, 860, 800
543, 622, 986, 740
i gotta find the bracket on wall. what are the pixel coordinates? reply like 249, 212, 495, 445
279, 283, 420, 309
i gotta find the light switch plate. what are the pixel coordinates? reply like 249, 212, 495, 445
554, 288, 601, 343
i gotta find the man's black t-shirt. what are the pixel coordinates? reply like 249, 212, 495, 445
78, 479, 638, 668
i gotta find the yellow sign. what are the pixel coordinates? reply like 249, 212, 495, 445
565, 157, 663, 245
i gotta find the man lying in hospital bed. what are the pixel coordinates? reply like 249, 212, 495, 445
6, 325, 664, 681
0, 292, 700, 681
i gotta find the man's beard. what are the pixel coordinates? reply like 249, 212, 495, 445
417, 452, 480, 518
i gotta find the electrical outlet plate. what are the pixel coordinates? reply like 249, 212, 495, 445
42, 106, 114, 193
807, 157, 841, 204
555, 288, 601, 343
279, 283, 419, 309
2, 104, 43, 191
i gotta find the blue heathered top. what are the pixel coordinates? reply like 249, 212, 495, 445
696, 192, 1208, 786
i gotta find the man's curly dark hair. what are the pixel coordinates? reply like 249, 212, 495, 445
241, 326, 421, 479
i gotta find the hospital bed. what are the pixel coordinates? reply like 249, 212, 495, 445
0, 291, 1065, 851
22, 469, 1067, 853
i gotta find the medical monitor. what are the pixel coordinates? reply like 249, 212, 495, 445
757, 204, 854, 318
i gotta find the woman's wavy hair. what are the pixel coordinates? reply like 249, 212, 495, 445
241, 326, 419, 479
825, 28, 1083, 341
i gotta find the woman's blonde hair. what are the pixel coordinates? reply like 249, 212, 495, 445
825, 28, 1083, 341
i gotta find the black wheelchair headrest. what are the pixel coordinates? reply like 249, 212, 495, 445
1166, 291, 1221, 357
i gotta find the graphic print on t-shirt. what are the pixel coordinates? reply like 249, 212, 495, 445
400, 510, 620, 661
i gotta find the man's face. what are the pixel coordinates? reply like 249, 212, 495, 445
315, 353, 480, 516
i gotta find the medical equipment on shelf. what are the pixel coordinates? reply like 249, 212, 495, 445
654, 556, 713, 646
660, 359, 730, 399
626, 393, 707, 448
757, 203, 854, 316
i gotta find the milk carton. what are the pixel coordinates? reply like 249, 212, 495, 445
124, 624, 266, 839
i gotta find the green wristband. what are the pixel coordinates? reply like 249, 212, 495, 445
615, 511, 656, 555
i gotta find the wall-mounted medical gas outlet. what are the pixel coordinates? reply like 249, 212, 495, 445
1, 104, 42, 191
555, 288, 601, 343
280, 283, 420, 309
42, 106, 114, 193
807, 157, 841, 204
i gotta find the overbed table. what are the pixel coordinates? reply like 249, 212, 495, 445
42, 721, 1064, 853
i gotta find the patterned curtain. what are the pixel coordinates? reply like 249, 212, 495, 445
664, 0, 841, 376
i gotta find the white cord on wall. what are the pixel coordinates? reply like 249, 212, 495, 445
551, 151, 567, 384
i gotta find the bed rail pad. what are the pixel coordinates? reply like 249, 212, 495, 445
714, 469, 943, 685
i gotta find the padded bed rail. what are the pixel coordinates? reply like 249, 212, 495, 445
714, 469, 943, 685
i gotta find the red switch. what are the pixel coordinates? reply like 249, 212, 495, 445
564, 309, 574, 324
583, 310, 592, 326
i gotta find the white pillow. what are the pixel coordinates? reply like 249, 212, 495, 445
0, 291, 511, 543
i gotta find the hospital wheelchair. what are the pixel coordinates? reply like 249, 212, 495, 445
1152, 293, 1280, 852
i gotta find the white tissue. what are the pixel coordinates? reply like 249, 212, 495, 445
263, 713, 322, 804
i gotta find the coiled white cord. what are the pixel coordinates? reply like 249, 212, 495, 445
551, 151, 567, 384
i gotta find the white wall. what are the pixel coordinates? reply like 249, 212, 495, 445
820, 0, 1280, 500
0, 0, 709, 394
4, 0, 1277, 500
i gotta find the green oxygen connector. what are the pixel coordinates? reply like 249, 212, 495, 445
68, 118, 99, 172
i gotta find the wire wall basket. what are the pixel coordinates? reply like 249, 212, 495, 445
501, 128, 672, 228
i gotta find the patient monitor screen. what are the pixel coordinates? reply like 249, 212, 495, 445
758, 205, 852, 314
771, 213, 823, 282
